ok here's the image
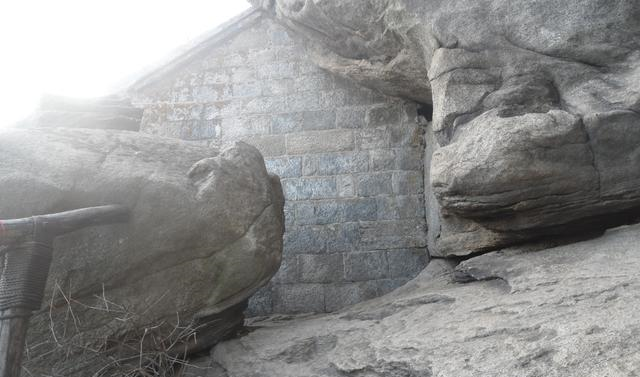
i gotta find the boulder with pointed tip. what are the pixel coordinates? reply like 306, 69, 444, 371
0, 128, 284, 375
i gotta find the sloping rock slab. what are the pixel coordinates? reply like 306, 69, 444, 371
0, 128, 284, 375
211, 224, 640, 376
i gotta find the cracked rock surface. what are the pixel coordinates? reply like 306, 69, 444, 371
209, 224, 640, 376
0, 128, 284, 375
252, 0, 640, 256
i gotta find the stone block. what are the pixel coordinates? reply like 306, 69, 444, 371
342, 198, 378, 222
179, 120, 221, 140
303, 110, 336, 131
369, 90, 391, 105
376, 195, 425, 220
390, 123, 423, 147
203, 104, 222, 120
370, 149, 396, 171
282, 177, 337, 200
273, 284, 325, 313
356, 172, 393, 197
358, 128, 392, 150
202, 70, 231, 85
257, 62, 299, 80
241, 134, 286, 157
233, 82, 262, 98
343, 87, 379, 106
336, 175, 355, 197
395, 147, 424, 171
139, 120, 160, 136
150, 121, 182, 138
275, 45, 304, 61
246, 285, 273, 317
358, 220, 428, 250
272, 256, 298, 284
168, 87, 193, 102
193, 84, 233, 102
336, 107, 367, 129
392, 171, 424, 195
387, 248, 429, 279
221, 115, 271, 139
166, 104, 204, 121
271, 28, 294, 45
171, 72, 201, 88
344, 251, 389, 281
298, 253, 344, 283
272, 112, 303, 134
324, 281, 380, 312
231, 67, 257, 83
302, 152, 369, 176
298, 60, 321, 75
319, 90, 348, 109
247, 48, 277, 65
284, 226, 326, 254
366, 104, 403, 127
286, 92, 321, 112
265, 157, 303, 178
325, 222, 359, 253
244, 96, 287, 114
284, 202, 295, 227
222, 52, 248, 67
219, 100, 245, 118
140, 105, 163, 124
287, 130, 355, 155
167, 87, 192, 102
297, 74, 335, 92
295, 200, 342, 225
262, 78, 296, 96
227, 26, 271, 51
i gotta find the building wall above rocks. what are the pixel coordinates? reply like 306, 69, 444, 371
130, 13, 428, 315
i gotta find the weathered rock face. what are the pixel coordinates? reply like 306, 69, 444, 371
0, 128, 284, 375
252, 0, 640, 256
250, 0, 434, 105
210, 224, 640, 376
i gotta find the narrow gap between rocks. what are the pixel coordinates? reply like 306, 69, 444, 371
417, 103, 433, 122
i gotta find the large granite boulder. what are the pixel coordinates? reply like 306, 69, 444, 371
252, 0, 640, 256
0, 128, 284, 375
209, 224, 640, 376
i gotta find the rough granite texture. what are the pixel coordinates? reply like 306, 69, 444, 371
252, 0, 640, 257
0, 128, 284, 375
130, 14, 428, 315
203, 224, 640, 377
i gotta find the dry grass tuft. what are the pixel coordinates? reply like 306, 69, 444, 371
22, 283, 211, 377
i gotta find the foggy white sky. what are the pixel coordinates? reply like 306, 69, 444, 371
0, 0, 251, 127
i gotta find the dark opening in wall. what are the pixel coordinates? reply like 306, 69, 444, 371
417, 103, 433, 122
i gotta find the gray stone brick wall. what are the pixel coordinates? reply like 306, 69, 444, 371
131, 15, 428, 315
